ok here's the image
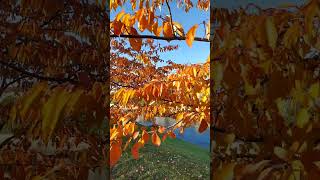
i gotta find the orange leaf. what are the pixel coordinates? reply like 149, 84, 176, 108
131, 142, 141, 159
112, 21, 124, 36
148, 10, 154, 25
163, 22, 173, 37
198, 119, 208, 133
135, 8, 144, 22
142, 130, 149, 143
138, 15, 148, 32
152, 132, 161, 146
152, 21, 159, 35
186, 24, 198, 47
162, 133, 168, 141
133, 131, 139, 140
110, 143, 122, 167
158, 126, 165, 134
129, 28, 142, 51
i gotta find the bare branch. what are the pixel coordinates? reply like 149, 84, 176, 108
110, 34, 210, 42
165, 0, 176, 37
0, 60, 78, 84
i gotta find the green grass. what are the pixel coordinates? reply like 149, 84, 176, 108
111, 136, 210, 180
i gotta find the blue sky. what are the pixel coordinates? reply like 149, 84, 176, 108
110, 1, 210, 65
111, 0, 307, 65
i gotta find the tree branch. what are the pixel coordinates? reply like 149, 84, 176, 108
110, 34, 210, 42
0, 60, 78, 84
2, 75, 27, 90
165, 0, 176, 37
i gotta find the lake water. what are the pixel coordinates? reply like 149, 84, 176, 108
137, 117, 210, 150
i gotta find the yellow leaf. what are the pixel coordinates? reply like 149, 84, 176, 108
224, 133, 235, 144
173, 22, 184, 36
309, 82, 319, 99
122, 14, 135, 27
20, 82, 47, 120
289, 160, 304, 180
298, 141, 307, 153
115, 10, 125, 21
213, 162, 236, 180
296, 108, 310, 128
41, 88, 71, 142
213, 62, 223, 91
176, 113, 184, 121
64, 89, 83, 116
265, 17, 278, 50
274, 146, 289, 161
186, 24, 198, 47
283, 22, 300, 48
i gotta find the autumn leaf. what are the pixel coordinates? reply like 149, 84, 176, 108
213, 162, 236, 180
115, 10, 125, 21
176, 113, 184, 121
138, 15, 148, 32
19, 82, 47, 120
265, 16, 278, 50
173, 22, 185, 36
224, 133, 235, 144
112, 21, 124, 36
186, 24, 198, 47
152, 132, 161, 146
198, 119, 208, 133
309, 82, 319, 99
142, 130, 149, 143
131, 141, 141, 159
158, 126, 165, 134
133, 131, 139, 139
296, 108, 310, 128
110, 142, 122, 167
129, 28, 142, 51
41, 88, 71, 142
162, 133, 168, 141
163, 22, 173, 37
274, 146, 289, 161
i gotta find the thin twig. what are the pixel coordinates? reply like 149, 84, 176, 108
165, 0, 176, 37
0, 60, 78, 84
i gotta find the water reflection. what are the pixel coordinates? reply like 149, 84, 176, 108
136, 116, 210, 150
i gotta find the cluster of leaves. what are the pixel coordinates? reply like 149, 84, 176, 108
110, 36, 210, 166
110, 0, 210, 48
0, 0, 108, 179
109, 0, 210, 167
211, 1, 320, 179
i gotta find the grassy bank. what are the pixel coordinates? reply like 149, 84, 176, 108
111, 136, 210, 180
